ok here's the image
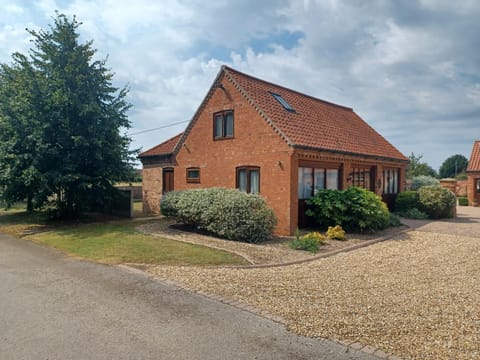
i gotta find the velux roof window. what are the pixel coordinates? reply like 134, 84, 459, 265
271, 92, 295, 112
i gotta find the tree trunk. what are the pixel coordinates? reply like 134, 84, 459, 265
26, 194, 34, 214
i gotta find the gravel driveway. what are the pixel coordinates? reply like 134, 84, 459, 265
147, 207, 480, 360
401, 205, 480, 237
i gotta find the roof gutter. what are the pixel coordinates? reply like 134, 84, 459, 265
292, 144, 410, 164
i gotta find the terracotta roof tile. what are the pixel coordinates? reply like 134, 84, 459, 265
224, 66, 408, 161
467, 140, 480, 172
139, 132, 183, 157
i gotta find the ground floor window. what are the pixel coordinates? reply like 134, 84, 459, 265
477, 179, 480, 193
237, 166, 260, 194
383, 168, 399, 194
298, 167, 339, 199
350, 167, 372, 190
186, 167, 200, 183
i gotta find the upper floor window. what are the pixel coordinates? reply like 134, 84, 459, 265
214, 110, 234, 140
237, 166, 260, 194
186, 167, 200, 183
271, 92, 295, 112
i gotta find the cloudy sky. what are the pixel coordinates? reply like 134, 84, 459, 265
1, 0, 479, 170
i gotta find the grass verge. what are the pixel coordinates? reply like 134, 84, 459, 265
27, 222, 248, 265
0, 205, 248, 266
0, 206, 50, 236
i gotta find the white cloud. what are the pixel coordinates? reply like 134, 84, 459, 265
0, 0, 478, 170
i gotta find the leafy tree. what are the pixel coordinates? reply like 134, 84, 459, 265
406, 153, 438, 179
0, 53, 44, 213
439, 154, 468, 179
0, 13, 136, 218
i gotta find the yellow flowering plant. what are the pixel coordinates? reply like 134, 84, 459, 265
326, 225, 346, 241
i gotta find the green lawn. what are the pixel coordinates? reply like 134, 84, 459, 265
0, 205, 248, 266
0, 205, 50, 236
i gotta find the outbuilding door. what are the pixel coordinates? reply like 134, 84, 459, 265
162, 168, 174, 194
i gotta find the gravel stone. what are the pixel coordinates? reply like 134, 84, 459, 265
138, 219, 406, 265
147, 231, 480, 360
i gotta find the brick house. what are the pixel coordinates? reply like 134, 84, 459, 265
466, 140, 480, 206
140, 66, 408, 235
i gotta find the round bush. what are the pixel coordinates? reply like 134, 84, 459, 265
306, 186, 390, 232
160, 188, 276, 243
418, 185, 456, 219
410, 175, 440, 191
395, 191, 420, 213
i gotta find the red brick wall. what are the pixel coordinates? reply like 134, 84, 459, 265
174, 74, 294, 235
142, 166, 163, 214
456, 180, 467, 197
467, 173, 480, 206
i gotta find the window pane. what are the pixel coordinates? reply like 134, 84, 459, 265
188, 170, 200, 179
364, 169, 371, 190
393, 170, 398, 193
214, 115, 223, 138
383, 170, 388, 194
250, 170, 259, 194
383, 169, 399, 194
298, 167, 313, 199
326, 169, 338, 189
238, 170, 247, 192
271, 93, 295, 112
313, 168, 325, 195
476, 179, 480, 193
225, 112, 234, 137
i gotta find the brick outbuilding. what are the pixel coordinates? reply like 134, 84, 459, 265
466, 140, 480, 206
139, 66, 408, 235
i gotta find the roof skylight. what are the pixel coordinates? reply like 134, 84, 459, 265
271, 92, 295, 112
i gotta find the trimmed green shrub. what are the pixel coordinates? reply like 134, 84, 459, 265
160, 188, 276, 243
410, 175, 440, 191
160, 190, 182, 217
395, 191, 420, 213
305, 189, 345, 229
388, 213, 402, 227
401, 208, 429, 219
290, 230, 324, 253
306, 187, 390, 232
418, 185, 456, 219
458, 197, 468, 206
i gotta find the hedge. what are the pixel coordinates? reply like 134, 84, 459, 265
160, 188, 277, 243
394, 191, 420, 213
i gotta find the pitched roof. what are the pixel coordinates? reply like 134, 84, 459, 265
222, 66, 407, 161
467, 140, 480, 172
139, 132, 183, 158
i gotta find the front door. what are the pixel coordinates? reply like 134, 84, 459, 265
162, 168, 174, 194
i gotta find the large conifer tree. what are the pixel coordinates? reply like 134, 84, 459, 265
0, 13, 136, 217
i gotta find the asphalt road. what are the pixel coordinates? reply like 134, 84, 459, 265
0, 232, 376, 360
